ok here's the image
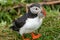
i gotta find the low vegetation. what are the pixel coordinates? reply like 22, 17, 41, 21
0, 0, 60, 40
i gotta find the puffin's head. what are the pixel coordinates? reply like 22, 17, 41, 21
28, 3, 46, 18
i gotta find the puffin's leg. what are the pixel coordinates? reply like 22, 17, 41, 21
31, 32, 42, 39
22, 34, 30, 40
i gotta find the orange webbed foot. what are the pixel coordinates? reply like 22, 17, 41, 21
31, 32, 42, 39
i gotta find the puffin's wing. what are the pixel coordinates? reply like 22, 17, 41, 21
14, 19, 25, 28
10, 14, 27, 31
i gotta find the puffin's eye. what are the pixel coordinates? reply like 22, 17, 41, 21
36, 8, 38, 10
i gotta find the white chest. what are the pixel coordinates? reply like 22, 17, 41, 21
25, 17, 43, 29
19, 17, 43, 35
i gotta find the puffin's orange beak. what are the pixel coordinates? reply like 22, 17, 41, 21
42, 7, 46, 16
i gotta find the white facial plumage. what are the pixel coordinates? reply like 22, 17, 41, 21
30, 6, 42, 14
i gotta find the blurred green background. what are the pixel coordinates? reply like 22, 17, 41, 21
0, 0, 60, 40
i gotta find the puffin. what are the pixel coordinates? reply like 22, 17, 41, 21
10, 3, 46, 40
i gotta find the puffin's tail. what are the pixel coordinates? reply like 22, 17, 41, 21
10, 25, 19, 32
10, 25, 15, 30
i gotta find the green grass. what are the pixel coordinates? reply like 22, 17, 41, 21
0, 10, 60, 40
0, 0, 60, 40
